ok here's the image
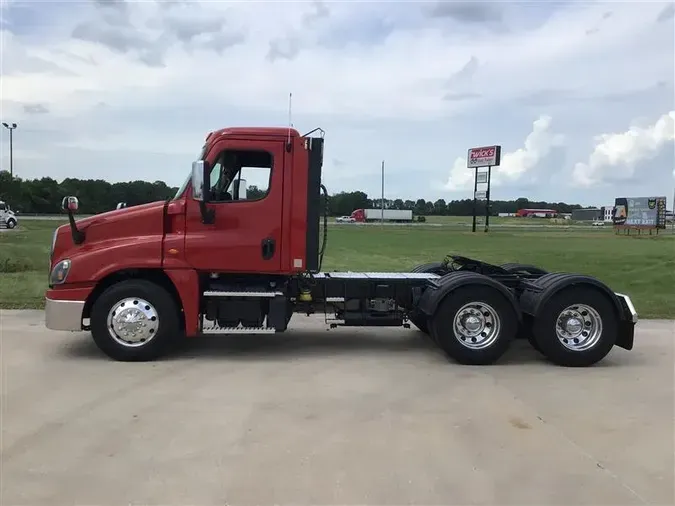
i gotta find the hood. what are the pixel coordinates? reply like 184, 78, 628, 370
74, 200, 166, 231
53, 200, 168, 260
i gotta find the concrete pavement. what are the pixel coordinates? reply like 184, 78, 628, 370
1, 310, 673, 505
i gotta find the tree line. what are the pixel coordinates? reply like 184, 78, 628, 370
0, 170, 586, 216
323, 191, 585, 217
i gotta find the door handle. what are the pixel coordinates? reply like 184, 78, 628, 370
261, 238, 275, 260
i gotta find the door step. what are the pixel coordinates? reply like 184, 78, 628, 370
202, 325, 276, 335
203, 290, 283, 298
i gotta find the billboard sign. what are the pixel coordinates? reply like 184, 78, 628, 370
475, 190, 487, 199
476, 171, 488, 183
613, 196, 667, 228
467, 145, 501, 168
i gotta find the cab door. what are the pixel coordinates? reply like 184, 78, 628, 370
184, 138, 285, 274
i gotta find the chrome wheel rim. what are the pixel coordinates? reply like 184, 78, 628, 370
106, 297, 159, 348
555, 304, 602, 351
452, 302, 501, 349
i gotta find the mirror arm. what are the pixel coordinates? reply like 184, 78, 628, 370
199, 201, 215, 225
66, 209, 85, 245
61, 196, 85, 244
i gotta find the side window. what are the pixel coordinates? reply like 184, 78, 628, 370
207, 149, 272, 203
0, 203, 5, 211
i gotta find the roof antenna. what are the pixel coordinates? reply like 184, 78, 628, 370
286, 92, 293, 153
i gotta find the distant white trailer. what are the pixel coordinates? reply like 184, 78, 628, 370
351, 208, 413, 223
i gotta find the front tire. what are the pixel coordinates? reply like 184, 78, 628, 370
90, 279, 181, 361
6, 219, 16, 229
531, 285, 617, 367
429, 284, 519, 365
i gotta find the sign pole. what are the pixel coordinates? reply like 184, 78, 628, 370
472, 167, 478, 232
484, 165, 492, 232
381, 160, 385, 226
466, 145, 501, 234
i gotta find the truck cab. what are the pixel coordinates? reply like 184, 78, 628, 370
45, 126, 637, 367
46, 127, 325, 355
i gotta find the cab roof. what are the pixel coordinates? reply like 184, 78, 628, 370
206, 127, 301, 142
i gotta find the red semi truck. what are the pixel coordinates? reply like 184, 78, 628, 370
45, 126, 638, 366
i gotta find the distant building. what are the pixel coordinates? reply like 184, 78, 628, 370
571, 208, 602, 221
600, 205, 614, 222
498, 212, 516, 217
515, 208, 557, 218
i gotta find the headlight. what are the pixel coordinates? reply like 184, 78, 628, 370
50, 259, 71, 285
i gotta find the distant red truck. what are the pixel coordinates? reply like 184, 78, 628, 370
515, 208, 558, 218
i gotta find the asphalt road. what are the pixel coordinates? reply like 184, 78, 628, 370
1, 311, 673, 505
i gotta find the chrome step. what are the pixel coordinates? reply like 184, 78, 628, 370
203, 290, 283, 298
202, 325, 276, 335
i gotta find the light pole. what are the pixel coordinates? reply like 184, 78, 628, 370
2, 122, 17, 179
381, 160, 385, 225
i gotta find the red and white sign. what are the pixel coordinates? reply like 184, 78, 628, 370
467, 145, 501, 168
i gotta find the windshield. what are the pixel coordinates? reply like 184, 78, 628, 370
173, 143, 208, 200
173, 174, 191, 200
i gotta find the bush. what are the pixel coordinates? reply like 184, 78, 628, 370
0, 256, 35, 273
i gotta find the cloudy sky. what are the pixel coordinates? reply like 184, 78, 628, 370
1, 0, 674, 206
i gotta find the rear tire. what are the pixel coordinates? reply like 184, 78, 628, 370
90, 279, 181, 361
429, 284, 519, 365
531, 285, 617, 367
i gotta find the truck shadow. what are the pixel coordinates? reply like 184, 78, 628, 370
55, 329, 599, 366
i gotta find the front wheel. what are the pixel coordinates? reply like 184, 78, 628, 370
531, 286, 618, 367
6, 219, 16, 229
90, 279, 181, 361
429, 285, 519, 365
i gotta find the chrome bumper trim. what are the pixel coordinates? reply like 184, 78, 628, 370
614, 293, 638, 323
45, 298, 85, 331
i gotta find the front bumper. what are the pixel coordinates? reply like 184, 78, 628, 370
45, 297, 85, 331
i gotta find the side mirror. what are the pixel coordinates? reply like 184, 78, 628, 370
233, 178, 247, 200
191, 160, 214, 224
61, 196, 85, 244
62, 196, 79, 213
191, 160, 210, 202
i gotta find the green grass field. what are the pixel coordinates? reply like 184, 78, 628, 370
2, 219, 673, 318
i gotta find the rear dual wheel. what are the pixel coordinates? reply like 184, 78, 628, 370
500, 263, 548, 275
408, 262, 446, 336
531, 285, 618, 367
429, 284, 519, 365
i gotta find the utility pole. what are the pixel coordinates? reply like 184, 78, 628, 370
2, 122, 17, 179
381, 160, 385, 225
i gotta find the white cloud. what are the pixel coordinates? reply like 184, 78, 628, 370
0, 0, 673, 206
444, 115, 564, 191
572, 111, 675, 187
